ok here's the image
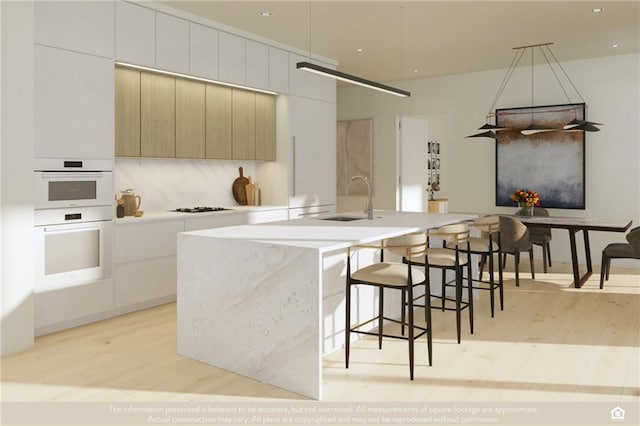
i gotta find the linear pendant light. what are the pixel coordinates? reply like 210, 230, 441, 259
296, 61, 411, 98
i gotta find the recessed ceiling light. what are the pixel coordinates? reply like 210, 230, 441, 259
413, 69, 419, 73
259, 11, 273, 17
611, 43, 620, 48
591, 7, 604, 13
356, 48, 364, 52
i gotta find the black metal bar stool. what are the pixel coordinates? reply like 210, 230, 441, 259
345, 232, 432, 380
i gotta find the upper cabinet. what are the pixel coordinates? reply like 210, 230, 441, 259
116, 1, 155, 67
115, 67, 141, 157
35, 0, 114, 58
141, 73, 175, 158
269, 47, 289, 94
246, 41, 269, 90
205, 85, 232, 159
219, 32, 246, 85
189, 23, 219, 80
232, 90, 256, 160
35, 45, 114, 160
116, 69, 275, 161
156, 13, 189, 74
176, 79, 206, 159
255, 94, 276, 161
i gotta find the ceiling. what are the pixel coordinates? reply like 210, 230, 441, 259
159, 1, 640, 85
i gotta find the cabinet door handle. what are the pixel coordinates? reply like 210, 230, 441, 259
292, 136, 296, 196
296, 210, 330, 217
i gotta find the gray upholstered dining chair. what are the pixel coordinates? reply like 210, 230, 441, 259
517, 207, 553, 273
499, 216, 535, 287
600, 226, 640, 289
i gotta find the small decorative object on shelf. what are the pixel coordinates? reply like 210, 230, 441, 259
510, 189, 540, 216
426, 140, 441, 200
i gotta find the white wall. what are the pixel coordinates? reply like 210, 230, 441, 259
1, 0, 35, 355
337, 53, 640, 265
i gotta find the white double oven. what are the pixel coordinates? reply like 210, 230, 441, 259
34, 159, 113, 292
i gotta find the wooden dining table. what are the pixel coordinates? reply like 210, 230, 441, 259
513, 216, 633, 288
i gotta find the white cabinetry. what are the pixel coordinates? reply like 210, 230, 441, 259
35, 0, 114, 58
34, 278, 115, 334
114, 219, 184, 308
189, 22, 219, 79
288, 53, 336, 102
289, 96, 337, 209
114, 209, 288, 309
219, 32, 246, 85
115, 1, 155, 67
246, 208, 289, 224
156, 12, 189, 73
183, 213, 247, 232
269, 47, 289, 94
246, 40, 269, 90
34, 45, 114, 160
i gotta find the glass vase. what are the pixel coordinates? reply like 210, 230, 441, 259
518, 202, 534, 216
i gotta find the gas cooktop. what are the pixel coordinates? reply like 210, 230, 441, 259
174, 207, 232, 213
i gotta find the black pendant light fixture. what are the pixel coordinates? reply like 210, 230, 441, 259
296, 62, 411, 97
296, 2, 410, 98
467, 42, 602, 138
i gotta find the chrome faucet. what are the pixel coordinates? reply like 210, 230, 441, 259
351, 176, 373, 219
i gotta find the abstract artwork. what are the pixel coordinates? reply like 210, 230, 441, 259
337, 119, 373, 195
495, 103, 586, 209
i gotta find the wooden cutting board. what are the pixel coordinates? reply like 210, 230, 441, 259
232, 166, 249, 205
245, 176, 255, 206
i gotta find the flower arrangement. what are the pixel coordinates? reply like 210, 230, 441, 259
510, 189, 540, 207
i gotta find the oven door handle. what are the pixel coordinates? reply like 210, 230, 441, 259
40, 172, 105, 179
42, 222, 103, 234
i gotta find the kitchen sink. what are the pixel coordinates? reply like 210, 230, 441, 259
317, 216, 364, 222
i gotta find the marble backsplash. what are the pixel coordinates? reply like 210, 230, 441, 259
115, 158, 257, 212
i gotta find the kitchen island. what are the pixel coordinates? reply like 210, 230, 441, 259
176, 210, 477, 399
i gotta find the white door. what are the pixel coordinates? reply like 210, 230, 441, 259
396, 116, 427, 212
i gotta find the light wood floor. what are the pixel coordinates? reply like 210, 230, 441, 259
2, 262, 639, 406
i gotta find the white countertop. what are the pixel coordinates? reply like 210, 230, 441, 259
180, 210, 478, 253
114, 205, 288, 224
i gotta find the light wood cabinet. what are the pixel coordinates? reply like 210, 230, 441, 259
116, 69, 276, 161
205, 85, 232, 159
176, 79, 205, 158
255, 93, 276, 161
232, 90, 256, 160
141, 72, 175, 158
115, 68, 141, 157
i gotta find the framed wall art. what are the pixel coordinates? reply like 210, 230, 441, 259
336, 118, 373, 196
495, 103, 586, 209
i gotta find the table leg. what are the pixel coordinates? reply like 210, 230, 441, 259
568, 228, 593, 288
568, 229, 581, 287
583, 229, 592, 275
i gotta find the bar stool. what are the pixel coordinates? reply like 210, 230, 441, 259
389, 224, 472, 344
345, 232, 432, 380
469, 216, 504, 317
